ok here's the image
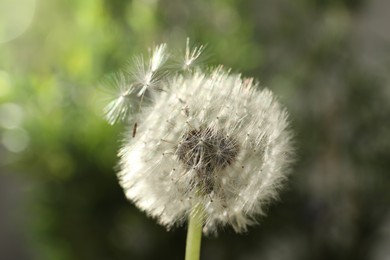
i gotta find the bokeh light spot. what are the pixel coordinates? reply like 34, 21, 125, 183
0, 103, 24, 129
1, 128, 30, 153
0, 0, 36, 43
0, 71, 11, 97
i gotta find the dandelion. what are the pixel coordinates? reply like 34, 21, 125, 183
104, 41, 294, 260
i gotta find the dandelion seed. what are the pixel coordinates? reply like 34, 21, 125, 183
151, 43, 168, 72
131, 43, 169, 97
182, 38, 206, 71
102, 72, 134, 125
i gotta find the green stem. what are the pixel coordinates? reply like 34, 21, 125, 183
185, 203, 203, 260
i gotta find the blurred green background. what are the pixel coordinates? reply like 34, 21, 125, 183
1, 0, 390, 259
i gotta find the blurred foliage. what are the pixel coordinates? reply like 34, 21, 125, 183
1, 0, 390, 259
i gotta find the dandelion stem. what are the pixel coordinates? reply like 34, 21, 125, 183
185, 203, 203, 260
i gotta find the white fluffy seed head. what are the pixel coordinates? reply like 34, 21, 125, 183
116, 60, 294, 234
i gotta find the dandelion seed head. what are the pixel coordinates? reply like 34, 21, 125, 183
117, 63, 294, 234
